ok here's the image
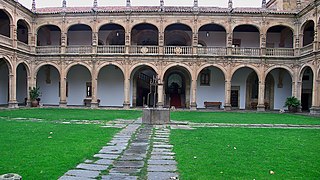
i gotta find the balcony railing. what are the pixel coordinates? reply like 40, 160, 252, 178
164, 46, 192, 55
300, 44, 313, 55
266, 48, 294, 57
130, 46, 159, 55
17, 41, 31, 52
198, 46, 227, 56
66, 45, 92, 54
232, 47, 260, 56
0, 34, 12, 47
97, 45, 125, 54
36, 46, 61, 54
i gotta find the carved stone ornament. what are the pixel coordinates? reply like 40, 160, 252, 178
141, 47, 149, 54
175, 47, 182, 54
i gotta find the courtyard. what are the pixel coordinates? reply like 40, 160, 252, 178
0, 108, 319, 179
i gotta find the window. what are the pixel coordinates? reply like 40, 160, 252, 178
200, 69, 210, 86
86, 82, 92, 97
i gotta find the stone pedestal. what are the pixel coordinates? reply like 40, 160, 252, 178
142, 108, 170, 125
310, 106, 320, 115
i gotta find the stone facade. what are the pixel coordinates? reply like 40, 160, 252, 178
0, 0, 319, 114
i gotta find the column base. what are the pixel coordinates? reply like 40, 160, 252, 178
157, 102, 164, 108
123, 102, 130, 109
224, 104, 232, 111
59, 101, 67, 108
257, 105, 265, 112
8, 101, 18, 108
91, 102, 99, 109
310, 106, 320, 115
190, 102, 197, 110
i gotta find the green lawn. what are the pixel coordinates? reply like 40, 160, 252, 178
0, 108, 142, 121
171, 111, 320, 125
171, 128, 320, 179
0, 119, 119, 179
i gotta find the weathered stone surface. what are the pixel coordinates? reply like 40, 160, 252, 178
148, 160, 177, 165
93, 154, 119, 159
109, 167, 141, 174
95, 159, 114, 165
113, 161, 144, 168
151, 151, 175, 156
147, 165, 177, 172
152, 148, 172, 152
76, 163, 108, 171
101, 174, 137, 180
64, 170, 99, 178
59, 175, 94, 180
119, 155, 144, 161
150, 155, 175, 160
142, 108, 170, 125
147, 172, 178, 180
153, 145, 173, 149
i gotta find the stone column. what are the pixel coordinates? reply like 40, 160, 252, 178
257, 79, 266, 112
159, 19, 164, 55
224, 79, 232, 111
91, 68, 98, 108
8, 71, 18, 108
123, 73, 130, 109
190, 78, 197, 110
310, 75, 320, 114
59, 69, 67, 107
11, 24, 17, 48
260, 33, 266, 56
157, 82, 164, 108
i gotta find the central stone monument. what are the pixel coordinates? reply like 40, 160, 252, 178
142, 76, 170, 125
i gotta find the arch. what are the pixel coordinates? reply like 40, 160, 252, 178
266, 25, 294, 48
129, 63, 159, 78
301, 20, 315, 46
96, 62, 125, 77
65, 63, 92, 77
199, 23, 226, 32
132, 23, 159, 32
16, 63, 28, 105
17, 19, 30, 44
131, 23, 159, 46
36, 24, 61, 46
164, 23, 193, 46
232, 24, 261, 34
267, 25, 294, 35
67, 24, 93, 46
16, 61, 31, 78
231, 65, 261, 81
196, 64, 227, 80
299, 65, 314, 111
34, 62, 61, 78
299, 64, 316, 80
265, 65, 294, 80
66, 23, 93, 32
164, 23, 193, 32
161, 63, 193, 81
301, 20, 315, 32
0, 9, 12, 38
98, 23, 125, 32
0, 55, 13, 73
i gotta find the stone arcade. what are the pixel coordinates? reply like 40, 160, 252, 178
0, 0, 320, 114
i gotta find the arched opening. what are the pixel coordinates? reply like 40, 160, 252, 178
266, 25, 293, 48
266, 68, 292, 110
231, 67, 259, 110
97, 65, 124, 107
232, 25, 260, 48
196, 66, 225, 108
36, 65, 60, 105
37, 25, 61, 46
301, 67, 314, 111
164, 23, 192, 46
16, 63, 28, 106
66, 65, 91, 106
0, 58, 9, 106
131, 23, 159, 45
17, 20, 29, 44
67, 24, 92, 45
164, 66, 191, 108
198, 24, 226, 47
0, 10, 11, 38
130, 66, 157, 107
302, 21, 314, 46
99, 23, 125, 45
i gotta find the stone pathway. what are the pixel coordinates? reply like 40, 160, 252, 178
59, 121, 179, 180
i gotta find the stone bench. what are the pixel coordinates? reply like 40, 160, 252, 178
204, 101, 222, 110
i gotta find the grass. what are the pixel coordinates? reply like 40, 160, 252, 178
0, 119, 119, 179
170, 111, 320, 125
171, 127, 320, 179
0, 108, 142, 121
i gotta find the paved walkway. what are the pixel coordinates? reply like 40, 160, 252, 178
59, 120, 179, 180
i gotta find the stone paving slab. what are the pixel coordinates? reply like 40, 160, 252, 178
109, 167, 141, 174
147, 172, 179, 180
153, 144, 173, 149
101, 174, 138, 180
76, 163, 109, 171
147, 165, 177, 172
59, 175, 94, 180
151, 151, 175, 156
95, 159, 114, 165
93, 154, 119, 159
113, 161, 144, 168
119, 155, 144, 161
63, 169, 100, 178
148, 160, 177, 165
152, 148, 172, 152
149, 155, 175, 160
